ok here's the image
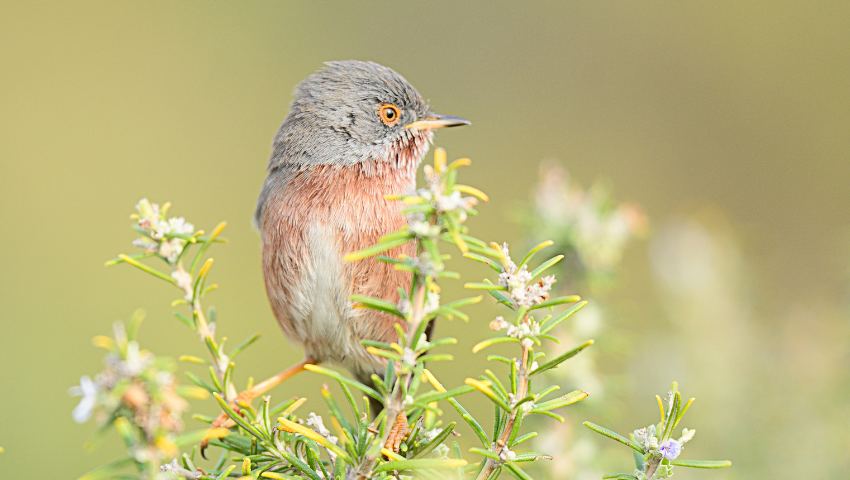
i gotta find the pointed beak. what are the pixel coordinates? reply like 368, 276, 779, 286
405, 114, 470, 130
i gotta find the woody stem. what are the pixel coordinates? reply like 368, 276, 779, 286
356, 281, 427, 480
477, 320, 531, 480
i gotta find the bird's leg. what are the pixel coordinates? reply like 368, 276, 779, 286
201, 357, 316, 456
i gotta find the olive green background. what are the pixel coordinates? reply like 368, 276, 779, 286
1, 2, 849, 478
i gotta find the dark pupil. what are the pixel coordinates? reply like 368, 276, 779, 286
384, 108, 395, 119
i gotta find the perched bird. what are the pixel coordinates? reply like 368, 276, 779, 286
209, 61, 468, 436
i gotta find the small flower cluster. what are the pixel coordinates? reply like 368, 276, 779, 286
526, 162, 647, 280
508, 392, 536, 417
407, 211, 442, 239
490, 315, 540, 349
69, 312, 204, 464
400, 291, 441, 317
133, 198, 196, 263
495, 442, 517, 463
634, 424, 694, 462
497, 243, 556, 308
420, 165, 478, 219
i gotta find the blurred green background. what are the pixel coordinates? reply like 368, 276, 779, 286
1, 2, 849, 478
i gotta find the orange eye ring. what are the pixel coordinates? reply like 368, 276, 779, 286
378, 104, 401, 126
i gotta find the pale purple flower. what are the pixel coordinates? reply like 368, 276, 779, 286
659, 439, 682, 460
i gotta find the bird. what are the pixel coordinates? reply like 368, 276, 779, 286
206, 61, 468, 442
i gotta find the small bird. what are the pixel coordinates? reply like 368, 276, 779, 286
214, 61, 468, 428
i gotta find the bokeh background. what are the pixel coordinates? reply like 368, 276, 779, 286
2, 2, 849, 478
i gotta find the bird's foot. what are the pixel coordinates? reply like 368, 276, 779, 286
384, 412, 413, 455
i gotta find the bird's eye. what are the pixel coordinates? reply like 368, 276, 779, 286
378, 104, 401, 126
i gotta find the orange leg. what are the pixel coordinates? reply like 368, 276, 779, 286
201, 358, 316, 456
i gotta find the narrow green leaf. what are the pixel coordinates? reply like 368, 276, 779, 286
472, 336, 519, 354
448, 398, 489, 447
76, 457, 134, 480
350, 294, 405, 318
463, 252, 504, 272
509, 432, 537, 447
530, 340, 594, 375
531, 390, 588, 411
303, 365, 382, 401
528, 295, 581, 311
414, 422, 456, 458
517, 240, 554, 269
505, 460, 533, 480
213, 393, 265, 440
229, 333, 261, 358
539, 301, 588, 334
380, 228, 414, 243
513, 452, 552, 462
487, 355, 513, 365
440, 295, 484, 310
373, 458, 467, 473
452, 441, 465, 480
117, 254, 176, 284
190, 221, 227, 275
104, 252, 156, 266
529, 255, 564, 279
670, 460, 732, 469
466, 378, 511, 411
433, 306, 469, 322
215, 465, 236, 480
469, 447, 500, 460
184, 372, 216, 393
173, 312, 194, 329
343, 236, 412, 262
125, 309, 145, 341
417, 385, 476, 404
583, 422, 644, 454
279, 450, 323, 480
464, 282, 508, 291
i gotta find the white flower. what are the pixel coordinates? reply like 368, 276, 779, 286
402, 347, 417, 367
521, 338, 534, 349
414, 334, 430, 351
497, 445, 517, 462
424, 427, 443, 442
678, 428, 696, 444
435, 190, 477, 213
505, 318, 540, 341
171, 269, 192, 293
167, 217, 194, 235
430, 443, 450, 459
496, 243, 555, 306
409, 220, 439, 238
121, 341, 151, 376
489, 316, 510, 331
69, 375, 98, 423
397, 298, 411, 315
424, 292, 440, 315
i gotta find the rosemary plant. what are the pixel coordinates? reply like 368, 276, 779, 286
72, 148, 730, 480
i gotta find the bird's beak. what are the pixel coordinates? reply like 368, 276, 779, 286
405, 114, 470, 130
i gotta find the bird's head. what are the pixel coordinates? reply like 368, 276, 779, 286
269, 60, 468, 172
